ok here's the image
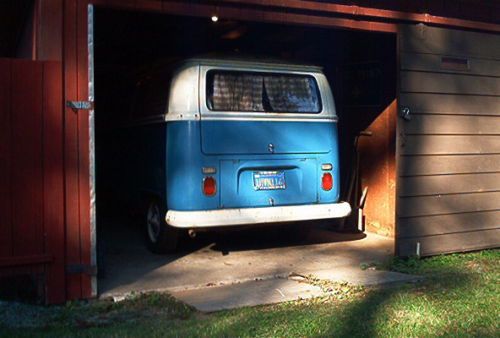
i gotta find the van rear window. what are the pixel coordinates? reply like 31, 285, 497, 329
206, 70, 321, 113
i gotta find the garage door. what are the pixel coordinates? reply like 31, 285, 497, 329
397, 25, 500, 256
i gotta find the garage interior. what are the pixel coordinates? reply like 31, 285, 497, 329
93, 8, 397, 295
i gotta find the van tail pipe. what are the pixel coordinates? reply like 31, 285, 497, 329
188, 229, 197, 238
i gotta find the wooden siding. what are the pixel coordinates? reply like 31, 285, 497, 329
397, 25, 500, 256
403, 115, 500, 135
400, 53, 500, 77
401, 72, 500, 96
399, 154, 500, 176
0, 59, 65, 303
398, 210, 500, 238
400, 135, 500, 155
399, 93, 500, 116
399, 24, 500, 58
397, 229, 500, 257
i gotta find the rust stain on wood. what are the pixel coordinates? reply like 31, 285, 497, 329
358, 100, 397, 238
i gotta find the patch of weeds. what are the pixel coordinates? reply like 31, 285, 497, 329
304, 275, 364, 301
386, 249, 500, 276
388, 255, 422, 274
0, 291, 195, 333
113, 291, 195, 320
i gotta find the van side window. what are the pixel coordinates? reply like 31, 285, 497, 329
207, 70, 322, 113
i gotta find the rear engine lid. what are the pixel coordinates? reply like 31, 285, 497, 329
201, 120, 333, 155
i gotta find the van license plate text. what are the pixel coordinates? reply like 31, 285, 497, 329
253, 171, 286, 190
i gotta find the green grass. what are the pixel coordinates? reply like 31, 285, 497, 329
1, 250, 498, 337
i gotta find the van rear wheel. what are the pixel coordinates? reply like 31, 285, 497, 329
146, 200, 179, 253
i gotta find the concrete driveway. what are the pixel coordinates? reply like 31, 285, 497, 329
98, 218, 395, 298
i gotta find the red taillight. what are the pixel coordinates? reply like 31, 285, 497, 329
203, 176, 217, 196
322, 173, 333, 191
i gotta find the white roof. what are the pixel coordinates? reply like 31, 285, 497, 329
166, 57, 337, 122
178, 57, 324, 73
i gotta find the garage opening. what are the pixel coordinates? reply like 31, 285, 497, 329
93, 8, 396, 296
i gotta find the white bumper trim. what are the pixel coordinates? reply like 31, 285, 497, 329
166, 202, 351, 228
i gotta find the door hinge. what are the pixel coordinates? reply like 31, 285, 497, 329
66, 100, 94, 111
66, 264, 98, 276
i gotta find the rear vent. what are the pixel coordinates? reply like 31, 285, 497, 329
441, 57, 469, 71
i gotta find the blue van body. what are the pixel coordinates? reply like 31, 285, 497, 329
122, 59, 351, 231
166, 121, 340, 210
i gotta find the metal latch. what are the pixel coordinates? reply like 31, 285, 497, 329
66, 264, 98, 276
66, 101, 94, 111
400, 106, 411, 121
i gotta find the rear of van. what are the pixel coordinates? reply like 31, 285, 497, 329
165, 59, 351, 228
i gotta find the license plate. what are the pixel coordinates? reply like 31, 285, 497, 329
253, 171, 286, 190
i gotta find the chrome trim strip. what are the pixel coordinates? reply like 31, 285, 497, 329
163, 115, 337, 122
199, 116, 338, 123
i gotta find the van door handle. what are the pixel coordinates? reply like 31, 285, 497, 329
268, 143, 275, 153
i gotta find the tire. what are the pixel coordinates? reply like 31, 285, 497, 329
145, 199, 179, 254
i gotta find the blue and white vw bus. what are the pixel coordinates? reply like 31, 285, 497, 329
134, 58, 351, 252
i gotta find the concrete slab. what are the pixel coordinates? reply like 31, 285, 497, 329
98, 221, 395, 298
172, 268, 421, 312
172, 278, 323, 312
96, 219, 421, 311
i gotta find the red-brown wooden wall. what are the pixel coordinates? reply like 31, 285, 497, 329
0, 58, 65, 303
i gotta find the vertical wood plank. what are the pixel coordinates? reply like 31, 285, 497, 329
43, 61, 66, 303
388, 98, 396, 239
0, 59, 12, 258
11, 60, 44, 256
77, 0, 92, 299
36, 0, 63, 61
64, 0, 82, 300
